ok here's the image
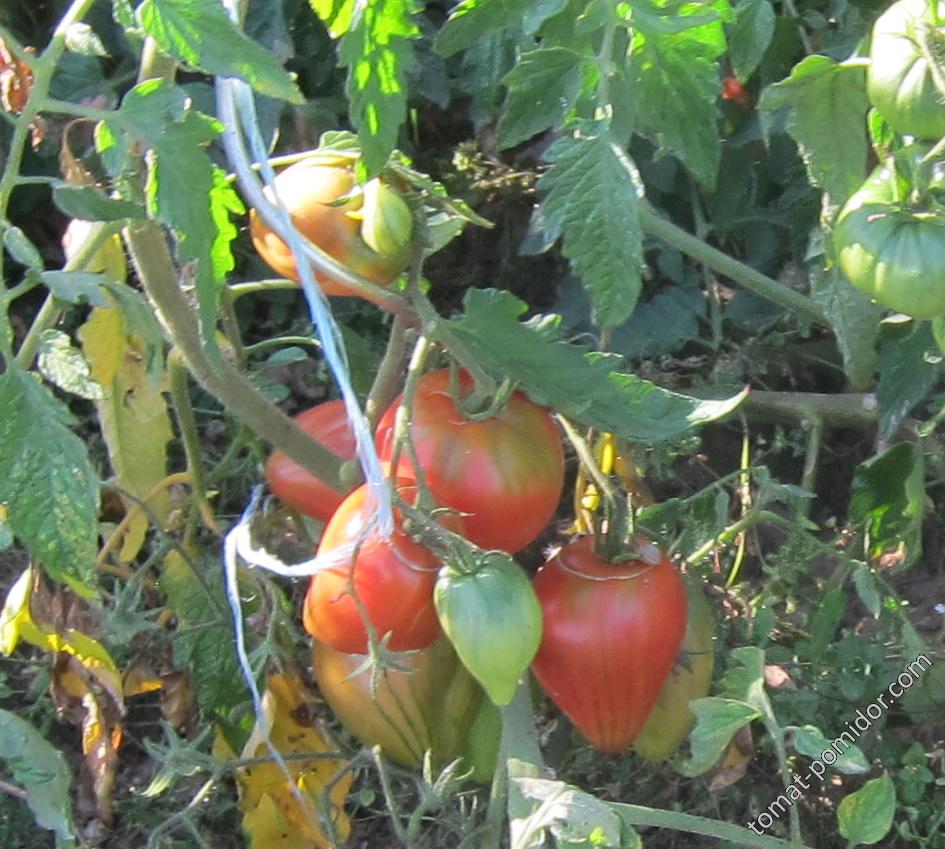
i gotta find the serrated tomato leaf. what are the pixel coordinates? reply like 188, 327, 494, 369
759, 56, 869, 204
0, 369, 99, 595
137, 0, 302, 103
445, 289, 745, 442
497, 47, 585, 149
539, 122, 644, 329
335, 0, 421, 176
435, 0, 529, 57
628, 0, 727, 188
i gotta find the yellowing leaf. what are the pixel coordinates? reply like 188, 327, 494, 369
0, 569, 123, 703
237, 674, 351, 849
83, 321, 173, 561
79, 306, 126, 387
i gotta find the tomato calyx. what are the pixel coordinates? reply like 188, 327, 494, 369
445, 362, 516, 421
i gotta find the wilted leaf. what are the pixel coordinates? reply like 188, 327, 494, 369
0, 37, 33, 113
236, 674, 351, 849
707, 724, 753, 791
51, 653, 123, 824
81, 313, 173, 561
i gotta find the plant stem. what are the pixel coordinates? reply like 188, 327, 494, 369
612, 802, 815, 849
743, 390, 876, 427
124, 220, 346, 492
639, 203, 829, 326
227, 279, 301, 299
168, 358, 220, 534
365, 314, 408, 427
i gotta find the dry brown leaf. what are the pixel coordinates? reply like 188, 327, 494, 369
159, 670, 197, 733
51, 653, 123, 825
764, 664, 797, 690
708, 725, 754, 792
0, 37, 33, 114
236, 674, 352, 849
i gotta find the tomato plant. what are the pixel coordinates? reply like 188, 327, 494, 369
312, 637, 486, 771
867, 0, 945, 141
632, 578, 716, 763
302, 483, 457, 654
249, 156, 413, 298
833, 148, 945, 318
376, 369, 565, 553
531, 536, 688, 754
265, 400, 355, 522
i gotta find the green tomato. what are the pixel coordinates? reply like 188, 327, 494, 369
632, 578, 716, 763
867, 0, 945, 141
435, 553, 543, 706
834, 147, 945, 319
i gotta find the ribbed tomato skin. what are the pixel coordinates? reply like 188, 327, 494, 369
375, 369, 565, 553
265, 400, 355, 522
249, 160, 409, 297
531, 536, 688, 754
302, 483, 454, 654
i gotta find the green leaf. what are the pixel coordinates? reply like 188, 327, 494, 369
37, 330, 104, 400
161, 551, 251, 748
3, 226, 44, 270
0, 369, 99, 595
511, 777, 627, 849
115, 80, 244, 349
0, 709, 76, 848
787, 725, 870, 775
719, 646, 771, 714
728, 0, 774, 80
457, 27, 519, 130
52, 186, 144, 222
758, 56, 868, 203
850, 442, 924, 569
678, 698, 762, 776
609, 284, 705, 360
539, 122, 644, 329
497, 48, 586, 149
445, 289, 745, 441
309, 0, 356, 37
39, 271, 110, 305
810, 266, 881, 391
436, 0, 529, 57
851, 562, 881, 618
628, 0, 727, 188
837, 773, 895, 846
805, 586, 846, 662
877, 323, 943, 441
137, 0, 302, 102
335, 0, 421, 175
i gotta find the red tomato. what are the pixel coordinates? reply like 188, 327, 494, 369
721, 74, 752, 108
265, 400, 355, 523
302, 482, 458, 654
531, 536, 688, 754
375, 369, 564, 553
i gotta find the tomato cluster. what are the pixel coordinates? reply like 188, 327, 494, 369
264, 366, 710, 767
834, 0, 945, 317
253, 151, 708, 769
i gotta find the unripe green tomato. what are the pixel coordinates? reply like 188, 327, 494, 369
867, 0, 945, 140
435, 553, 543, 706
834, 147, 945, 319
632, 578, 716, 762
